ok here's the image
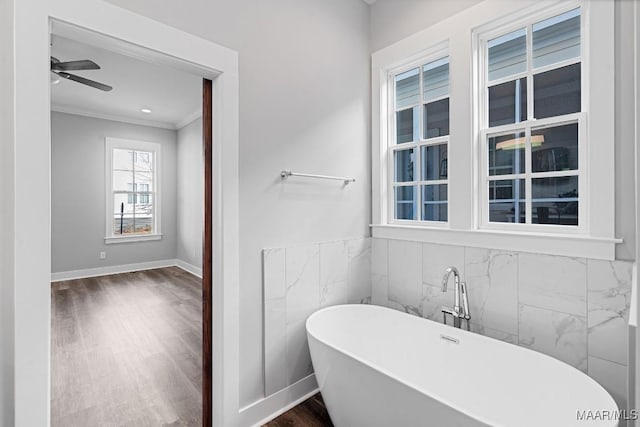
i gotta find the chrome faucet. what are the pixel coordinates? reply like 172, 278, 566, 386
441, 266, 470, 330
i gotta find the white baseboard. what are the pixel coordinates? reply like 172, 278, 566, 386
51, 259, 178, 282
242, 374, 319, 427
175, 259, 203, 278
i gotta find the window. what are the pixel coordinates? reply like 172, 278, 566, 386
390, 55, 450, 222
105, 138, 161, 243
372, 1, 616, 259
479, 7, 584, 230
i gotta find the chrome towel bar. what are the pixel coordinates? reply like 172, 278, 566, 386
280, 170, 355, 184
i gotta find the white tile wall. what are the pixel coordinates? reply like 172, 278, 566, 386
373, 237, 633, 411
264, 236, 633, 409
519, 253, 587, 316
263, 248, 287, 395
465, 248, 518, 335
588, 259, 633, 366
518, 304, 588, 371
588, 356, 628, 411
262, 238, 371, 396
388, 240, 421, 313
371, 238, 388, 306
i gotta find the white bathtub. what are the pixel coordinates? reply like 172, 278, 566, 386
307, 304, 618, 427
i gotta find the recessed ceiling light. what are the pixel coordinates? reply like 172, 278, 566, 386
140, 108, 152, 114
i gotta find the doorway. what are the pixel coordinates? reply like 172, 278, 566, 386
49, 26, 213, 426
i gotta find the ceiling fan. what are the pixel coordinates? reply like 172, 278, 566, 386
50, 56, 113, 92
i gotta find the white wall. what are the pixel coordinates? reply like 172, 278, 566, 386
615, 0, 637, 261
176, 117, 203, 273
0, 0, 15, 423
369, 0, 636, 262
369, 0, 484, 53
104, 0, 371, 414
51, 112, 178, 273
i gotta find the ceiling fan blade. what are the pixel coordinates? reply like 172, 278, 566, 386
57, 71, 113, 92
53, 60, 100, 71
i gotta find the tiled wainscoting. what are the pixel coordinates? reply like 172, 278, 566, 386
262, 238, 371, 396
371, 237, 633, 411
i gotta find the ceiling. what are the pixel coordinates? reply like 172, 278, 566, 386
50, 35, 202, 130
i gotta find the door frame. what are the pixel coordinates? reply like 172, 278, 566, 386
12, 1, 241, 426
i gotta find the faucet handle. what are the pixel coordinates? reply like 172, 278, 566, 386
460, 282, 471, 321
441, 305, 459, 317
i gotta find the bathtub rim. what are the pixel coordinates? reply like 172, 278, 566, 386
306, 303, 618, 427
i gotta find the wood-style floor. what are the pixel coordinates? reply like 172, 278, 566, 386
263, 393, 333, 427
51, 267, 202, 427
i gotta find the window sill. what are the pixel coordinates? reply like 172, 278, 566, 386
104, 234, 163, 245
370, 224, 621, 260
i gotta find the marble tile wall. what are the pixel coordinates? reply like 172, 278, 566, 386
372, 237, 633, 411
263, 238, 371, 396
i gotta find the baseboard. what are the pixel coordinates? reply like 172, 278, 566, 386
242, 374, 319, 427
175, 259, 203, 278
51, 259, 178, 282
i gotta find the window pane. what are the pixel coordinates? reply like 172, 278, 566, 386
134, 195, 154, 234
423, 57, 449, 101
532, 176, 578, 225
534, 63, 580, 119
394, 149, 415, 182
424, 98, 449, 138
421, 144, 448, 180
396, 107, 418, 144
113, 149, 133, 171
134, 150, 153, 172
112, 170, 132, 191
113, 193, 134, 235
488, 132, 525, 176
533, 8, 580, 69
394, 186, 416, 220
395, 68, 420, 109
135, 171, 154, 191
488, 28, 527, 81
488, 78, 526, 127
489, 179, 525, 223
532, 123, 578, 173
113, 193, 133, 215
422, 184, 447, 222
138, 192, 150, 204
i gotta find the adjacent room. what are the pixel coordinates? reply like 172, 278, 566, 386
49, 34, 206, 426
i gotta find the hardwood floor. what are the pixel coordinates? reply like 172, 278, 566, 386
263, 393, 333, 427
51, 267, 202, 427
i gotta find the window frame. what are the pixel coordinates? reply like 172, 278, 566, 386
476, 4, 587, 234
104, 137, 162, 244
371, 0, 618, 260
387, 46, 451, 226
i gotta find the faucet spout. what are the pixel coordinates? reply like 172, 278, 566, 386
441, 266, 459, 292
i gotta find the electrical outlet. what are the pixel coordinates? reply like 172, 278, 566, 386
99, 251, 107, 260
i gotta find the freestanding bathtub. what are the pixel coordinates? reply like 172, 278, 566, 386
307, 304, 618, 427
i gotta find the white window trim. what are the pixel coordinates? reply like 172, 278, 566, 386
371, 0, 619, 260
388, 46, 450, 225
104, 137, 163, 244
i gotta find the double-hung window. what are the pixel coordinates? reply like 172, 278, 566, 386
479, 7, 584, 230
105, 138, 162, 243
390, 55, 450, 223
373, 1, 616, 259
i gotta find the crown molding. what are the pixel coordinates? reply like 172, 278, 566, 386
176, 108, 202, 129
51, 104, 178, 130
